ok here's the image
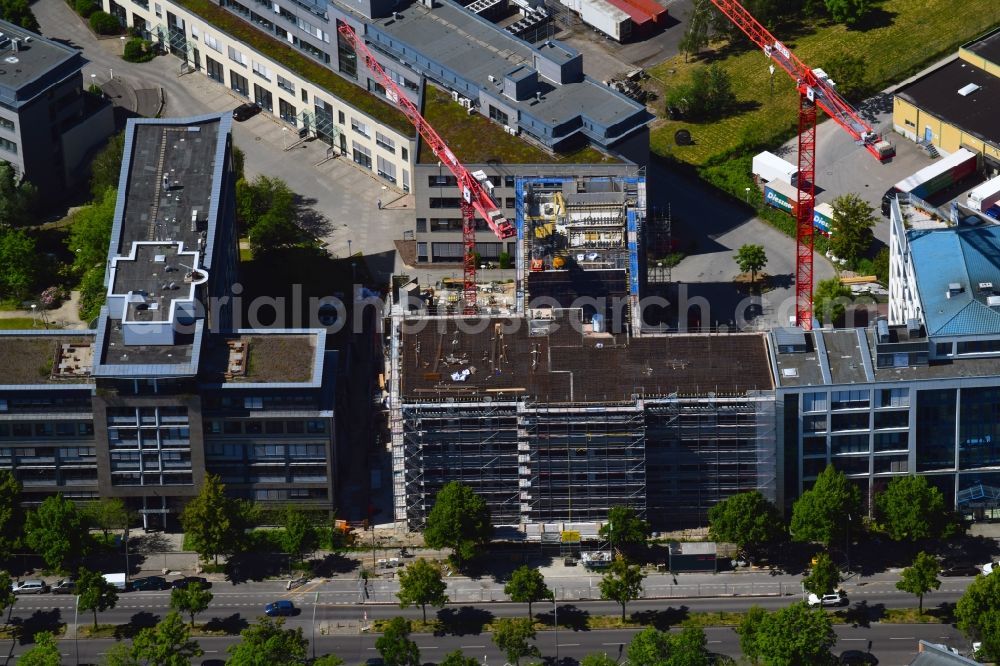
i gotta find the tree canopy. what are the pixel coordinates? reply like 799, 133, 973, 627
598, 506, 651, 556
281, 507, 318, 562
25, 495, 89, 571
89, 132, 126, 199
423, 481, 492, 567
823, 0, 870, 25
236, 175, 308, 256
627, 626, 710, 666
599, 556, 646, 621
734, 244, 768, 285
790, 464, 860, 546
84, 498, 131, 540
736, 603, 836, 666
491, 617, 539, 666
77, 566, 119, 629
170, 582, 213, 627
180, 475, 245, 563
504, 565, 552, 618
0, 470, 23, 560
0, 226, 38, 302
829, 193, 876, 267
813, 278, 852, 326
707, 490, 784, 555
0, 571, 16, 625
896, 551, 940, 615
439, 650, 480, 666
131, 611, 203, 666
17, 631, 61, 666
874, 475, 954, 541
0, 161, 36, 227
66, 186, 117, 322
226, 618, 308, 666
376, 617, 420, 666
956, 569, 1000, 662
803, 553, 841, 600
397, 558, 448, 623
666, 65, 738, 121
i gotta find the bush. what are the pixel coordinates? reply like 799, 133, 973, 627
74, 0, 97, 17
89, 10, 121, 35
498, 252, 513, 269
122, 37, 155, 63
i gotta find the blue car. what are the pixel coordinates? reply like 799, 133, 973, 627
986, 204, 1000, 220
264, 600, 296, 617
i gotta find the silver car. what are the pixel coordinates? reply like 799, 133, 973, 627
12, 579, 49, 594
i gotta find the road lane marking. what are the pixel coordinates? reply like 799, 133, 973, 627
560, 643, 580, 647
461, 645, 486, 649
889, 637, 915, 640
602, 643, 623, 646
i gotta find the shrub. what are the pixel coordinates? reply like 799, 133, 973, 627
74, 0, 97, 17
122, 37, 155, 63
89, 11, 121, 35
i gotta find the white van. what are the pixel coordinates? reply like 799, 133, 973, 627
102, 573, 128, 591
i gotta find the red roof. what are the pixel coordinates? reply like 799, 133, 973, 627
606, 0, 666, 24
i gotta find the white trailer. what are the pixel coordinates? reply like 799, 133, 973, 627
752, 151, 798, 185
967, 174, 1000, 213
103, 573, 127, 591
580, 0, 630, 41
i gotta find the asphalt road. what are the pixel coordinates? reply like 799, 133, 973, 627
0, 623, 970, 666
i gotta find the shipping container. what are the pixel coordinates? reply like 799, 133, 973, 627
894, 148, 978, 199
967, 174, 1000, 212
580, 0, 631, 41
813, 202, 834, 235
752, 151, 798, 185
763, 179, 809, 217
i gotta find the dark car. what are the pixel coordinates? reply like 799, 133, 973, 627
232, 102, 261, 122
941, 562, 981, 577
986, 204, 1000, 220
130, 576, 170, 591
881, 188, 899, 217
264, 600, 296, 617
839, 650, 878, 665
171, 576, 209, 590
51, 578, 76, 594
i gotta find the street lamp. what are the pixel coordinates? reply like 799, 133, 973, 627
30, 304, 36, 327
282, 126, 289, 150
74, 595, 80, 665
553, 592, 558, 661
745, 187, 751, 203
347, 239, 352, 256
311, 591, 319, 659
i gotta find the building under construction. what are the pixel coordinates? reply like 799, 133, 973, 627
388, 308, 776, 531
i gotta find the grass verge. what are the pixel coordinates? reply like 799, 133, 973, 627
78, 624, 117, 638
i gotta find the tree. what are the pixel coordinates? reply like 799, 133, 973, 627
0, 226, 37, 301
423, 481, 493, 568
248, 205, 304, 256
823, 0, 870, 25
375, 617, 420, 666
829, 193, 876, 267
77, 566, 118, 629
897, 552, 941, 616
790, 464, 860, 547
180, 474, 244, 564
281, 507, 318, 563
25, 495, 89, 571
581, 654, 618, 666
131, 611, 203, 666
812, 277, 852, 326
504, 565, 552, 618
226, 618, 307, 666
734, 244, 768, 286
102, 642, 140, 666
89, 10, 120, 34
439, 651, 479, 666
598, 555, 645, 621
736, 602, 836, 666
0, 470, 23, 559
872, 247, 889, 287
707, 490, 784, 556
0, 571, 16, 624
0, 161, 36, 227
312, 656, 344, 666
491, 617, 539, 666
598, 506, 650, 557
90, 132, 126, 199
803, 553, 841, 602
0, 0, 38, 31
956, 570, 1000, 662
666, 65, 737, 121
84, 498, 131, 541
822, 53, 868, 101
397, 558, 447, 623
68, 187, 117, 275
18, 631, 61, 666
627, 626, 710, 666
170, 582, 213, 627
875, 475, 953, 541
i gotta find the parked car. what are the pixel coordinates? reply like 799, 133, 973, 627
839, 650, 878, 665
807, 591, 848, 607
985, 204, 1000, 220
130, 576, 170, 591
264, 600, 296, 617
232, 102, 261, 122
982, 561, 997, 575
12, 580, 49, 595
50, 578, 76, 594
171, 576, 209, 590
940, 562, 980, 577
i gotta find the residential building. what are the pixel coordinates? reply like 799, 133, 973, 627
0, 114, 337, 525
0, 20, 113, 198
893, 27, 1000, 170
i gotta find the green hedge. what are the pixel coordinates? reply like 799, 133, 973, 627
74, 0, 97, 18
89, 11, 121, 35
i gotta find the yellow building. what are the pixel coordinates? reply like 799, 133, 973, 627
893, 28, 1000, 171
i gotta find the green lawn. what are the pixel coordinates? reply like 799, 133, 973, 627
648, 0, 1000, 166
420, 85, 622, 165
0, 318, 61, 330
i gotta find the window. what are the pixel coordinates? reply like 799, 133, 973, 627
0, 117, 13, 132
301, 88, 308, 103
306, 420, 326, 433
488, 105, 509, 126
417, 242, 428, 262
230, 71, 249, 97
505, 176, 515, 187
244, 397, 263, 409
351, 117, 369, 137
802, 414, 826, 433
874, 432, 907, 451
189, 24, 199, 40
368, 78, 386, 96
253, 83, 273, 112
276, 74, 294, 93
0, 137, 17, 155
429, 174, 458, 187
415, 218, 427, 232
251, 60, 271, 81
154, 1, 162, 16
352, 142, 371, 169
337, 110, 345, 124
831, 389, 869, 410
376, 155, 396, 183
401, 147, 408, 161
430, 197, 461, 209
265, 421, 284, 435
286, 421, 305, 434
831, 434, 869, 455
505, 197, 515, 209
879, 388, 909, 408
375, 131, 395, 152
204, 33, 221, 52
831, 412, 869, 432
206, 56, 224, 83
278, 98, 296, 125
874, 410, 908, 429
802, 392, 828, 412
802, 437, 826, 456
432, 242, 465, 261
335, 19, 357, 79
228, 45, 247, 66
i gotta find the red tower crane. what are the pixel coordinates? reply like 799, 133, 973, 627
337, 24, 515, 314
709, 0, 893, 329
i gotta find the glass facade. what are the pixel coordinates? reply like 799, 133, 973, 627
960, 386, 1000, 469
916, 389, 956, 471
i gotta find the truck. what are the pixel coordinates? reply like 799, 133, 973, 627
102, 573, 128, 591
752, 151, 798, 185
763, 179, 809, 217
893, 148, 978, 200
579, 0, 631, 41
813, 202, 835, 235
967, 174, 1000, 213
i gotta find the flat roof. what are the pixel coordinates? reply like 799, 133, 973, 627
0, 333, 95, 386
964, 27, 1000, 69
400, 310, 773, 402
895, 59, 1000, 147
0, 20, 82, 102
908, 224, 1000, 337
199, 331, 322, 385
111, 243, 200, 322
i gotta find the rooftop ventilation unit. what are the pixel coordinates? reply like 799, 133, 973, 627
876, 318, 890, 344
958, 83, 981, 97
906, 318, 921, 336
980, 282, 994, 292
947, 282, 964, 298
988, 295, 1000, 307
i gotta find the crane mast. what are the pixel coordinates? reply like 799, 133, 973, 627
337, 23, 515, 313
709, 0, 893, 329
